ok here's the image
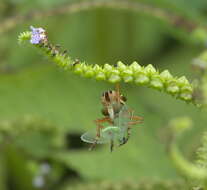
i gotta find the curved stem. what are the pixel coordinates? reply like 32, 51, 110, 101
1, 0, 206, 36
169, 143, 207, 180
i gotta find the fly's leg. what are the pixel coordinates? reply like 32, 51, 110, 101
128, 115, 143, 125
128, 109, 143, 121
128, 121, 142, 125
119, 112, 143, 146
119, 126, 131, 146
115, 83, 120, 96
121, 115, 143, 145
119, 118, 141, 146
110, 139, 114, 152
89, 124, 103, 151
89, 117, 113, 151
131, 115, 143, 122
115, 83, 121, 103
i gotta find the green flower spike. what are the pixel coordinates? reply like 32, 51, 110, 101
18, 30, 196, 104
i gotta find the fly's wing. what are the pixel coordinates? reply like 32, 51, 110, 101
113, 105, 132, 142
115, 105, 131, 129
80, 130, 110, 144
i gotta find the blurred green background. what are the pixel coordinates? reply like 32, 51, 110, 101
1, 0, 207, 189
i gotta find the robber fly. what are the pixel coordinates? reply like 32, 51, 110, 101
81, 84, 143, 152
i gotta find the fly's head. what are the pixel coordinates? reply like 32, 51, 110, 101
101, 90, 127, 119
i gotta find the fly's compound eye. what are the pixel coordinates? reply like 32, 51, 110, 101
102, 91, 110, 102
101, 108, 109, 116
121, 95, 127, 102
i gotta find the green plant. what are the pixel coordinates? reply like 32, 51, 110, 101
1, 0, 207, 189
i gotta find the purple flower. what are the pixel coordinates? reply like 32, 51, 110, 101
30, 26, 47, 44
